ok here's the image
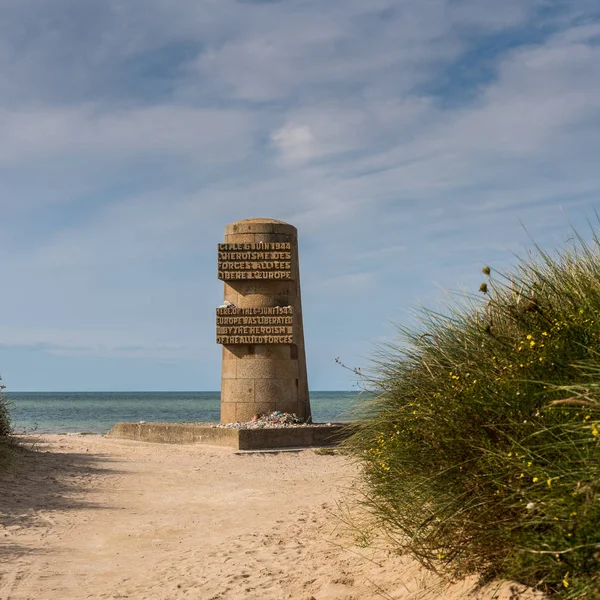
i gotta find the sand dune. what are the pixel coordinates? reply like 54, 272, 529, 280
0, 435, 542, 600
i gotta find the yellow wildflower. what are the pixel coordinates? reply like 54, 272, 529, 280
533, 477, 539, 483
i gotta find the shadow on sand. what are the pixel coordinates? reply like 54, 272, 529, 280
0, 437, 124, 531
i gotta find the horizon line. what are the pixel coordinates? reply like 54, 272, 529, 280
5, 389, 362, 394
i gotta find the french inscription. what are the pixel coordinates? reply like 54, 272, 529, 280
218, 243, 293, 280
216, 307, 294, 345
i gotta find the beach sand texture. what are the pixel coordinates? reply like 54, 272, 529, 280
0, 436, 543, 600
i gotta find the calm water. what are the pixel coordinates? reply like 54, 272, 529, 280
5, 391, 362, 434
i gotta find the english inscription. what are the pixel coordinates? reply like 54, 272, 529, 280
216, 307, 294, 345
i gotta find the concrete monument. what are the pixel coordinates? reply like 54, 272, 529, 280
217, 218, 311, 423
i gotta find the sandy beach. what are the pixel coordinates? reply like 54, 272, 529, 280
0, 435, 541, 600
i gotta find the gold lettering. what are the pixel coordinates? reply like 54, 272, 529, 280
216, 310, 294, 344
217, 244, 293, 280
218, 243, 291, 252
217, 335, 293, 345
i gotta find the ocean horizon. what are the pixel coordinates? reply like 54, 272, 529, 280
5, 390, 365, 435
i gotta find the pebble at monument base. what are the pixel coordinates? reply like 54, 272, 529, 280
217, 218, 311, 423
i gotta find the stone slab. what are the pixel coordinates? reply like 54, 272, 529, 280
105, 422, 351, 450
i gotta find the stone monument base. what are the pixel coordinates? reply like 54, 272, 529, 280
105, 422, 350, 451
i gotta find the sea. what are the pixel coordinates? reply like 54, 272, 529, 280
4, 391, 365, 435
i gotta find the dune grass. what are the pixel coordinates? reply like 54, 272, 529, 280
345, 229, 600, 598
0, 375, 16, 471
0, 376, 10, 436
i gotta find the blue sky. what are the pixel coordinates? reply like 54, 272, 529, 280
1, 0, 600, 391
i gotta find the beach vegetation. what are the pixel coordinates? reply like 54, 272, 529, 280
345, 226, 600, 598
313, 447, 339, 455
0, 375, 16, 470
0, 375, 11, 438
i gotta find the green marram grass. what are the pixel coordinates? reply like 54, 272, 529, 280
0, 375, 10, 438
345, 229, 600, 598
0, 375, 15, 470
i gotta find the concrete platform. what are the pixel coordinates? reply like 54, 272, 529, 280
105, 422, 351, 450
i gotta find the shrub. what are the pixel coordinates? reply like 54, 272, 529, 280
0, 375, 10, 438
345, 229, 600, 598
0, 375, 15, 472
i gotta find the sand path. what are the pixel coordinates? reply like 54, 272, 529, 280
0, 435, 539, 600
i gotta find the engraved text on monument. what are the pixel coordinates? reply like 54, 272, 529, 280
218, 243, 293, 280
216, 307, 294, 345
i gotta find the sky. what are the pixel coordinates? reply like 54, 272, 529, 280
1, 0, 600, 391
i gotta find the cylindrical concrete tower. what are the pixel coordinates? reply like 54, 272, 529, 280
216, 218, 311, 423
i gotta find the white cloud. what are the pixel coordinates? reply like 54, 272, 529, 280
0, 327, 186, 360
0, 105, 255, 165
7, 15, 600, 271
271, 124, 317, 164
270, 98, 434, 166
189, 0, 534, 102
278, 21, 600, 208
